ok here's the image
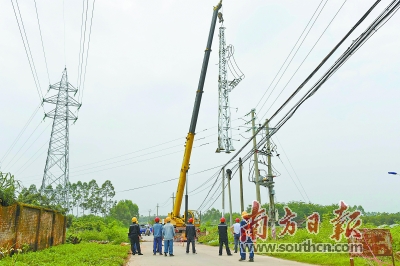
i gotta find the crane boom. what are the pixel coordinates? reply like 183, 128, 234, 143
172, 1, 222, 220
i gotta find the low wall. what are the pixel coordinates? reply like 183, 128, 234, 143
0, 203, 66, 251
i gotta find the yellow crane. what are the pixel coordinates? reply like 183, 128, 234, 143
167, 0, 222, 236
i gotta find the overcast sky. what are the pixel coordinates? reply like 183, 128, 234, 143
1, 0, 399, 218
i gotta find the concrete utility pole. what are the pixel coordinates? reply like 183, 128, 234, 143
251, 109, 261, 203
265, 119, 276, 226
156, 204, 159, 217
222, 167, 225, 216
239, 157, 244, 212
148, 209, 151, 223
226, 169, 233, 225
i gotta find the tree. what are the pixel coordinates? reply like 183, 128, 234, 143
87, 180, 102, 215
202, 208, 222, 223
109, 200, 139, 226
0, 172, 20, 206
100, 180, 115, 217
80, 182, 89, 215
17, 184, 41, 205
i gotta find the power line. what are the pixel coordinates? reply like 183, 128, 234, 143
247, 0, 399, 177
77, 0, 88, 94
268, 0, 383, 123
197, 170, 222, 211
260, 0, 347, 121
79, 0, 96, 104
17, 125, 247, 184
255, 0, 327, 112
274, 136, 310, 202
3, 121, 49, 170
116, 164, 227, 193
15, 139, 49, 177
220, 0, 385, 173
33, 0, 50, 85
16, 128, 219, 180
117, 178, 178, 193
10, 0, 44, 104
63, 0, 66, 65
0, 104, 40, 168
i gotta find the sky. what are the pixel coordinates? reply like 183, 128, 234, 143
1, 0, 399, 218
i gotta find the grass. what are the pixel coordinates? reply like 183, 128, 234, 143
0, 242, 130, 266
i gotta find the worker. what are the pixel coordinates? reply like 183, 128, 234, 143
128, 217, 143, 255
153, 217, 163, 255
186, 217, 197, 254
230, 217, 241, 253
239, 211, 254, 262
162, 217, 175, 256
218, 217, 232, 256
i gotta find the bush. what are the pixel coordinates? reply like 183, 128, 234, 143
68, 215, 128, 244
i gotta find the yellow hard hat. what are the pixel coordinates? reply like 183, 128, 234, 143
242, 211, 248, 217
132, 217, 137, 223
165, 217, 171, 222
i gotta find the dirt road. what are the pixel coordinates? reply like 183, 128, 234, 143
125, 236, 313, 266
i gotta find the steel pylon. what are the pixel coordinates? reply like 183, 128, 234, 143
216, 18, 244, 154
41, 68, 81, 210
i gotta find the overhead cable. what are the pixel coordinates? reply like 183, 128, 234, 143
221, 0, 385, 172
34, 0, 51, 85
79, 0, 96, 104
254, 0, 327, 112
10, 0, 44, 105
0, 104, 40, 167
274, 136, 311, 202
260, 0, 347, 121
236, 0, 400, 175
257, 0, 330, 117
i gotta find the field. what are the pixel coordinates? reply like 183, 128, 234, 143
0, 242, 130, 266
198, 221, 400, 266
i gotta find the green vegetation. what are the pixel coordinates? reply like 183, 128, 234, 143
67, 215, 129, 244
0, 172, 21, 206
17, 179, 117, 215
0, 242, 129, 266
262, 220, 400, 265
0, 175, 139, 264
198, 202, 400, 266
109, 200, 139, 227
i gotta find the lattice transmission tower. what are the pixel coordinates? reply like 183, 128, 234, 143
216, 13, 244, 153
41, 68, 81, 209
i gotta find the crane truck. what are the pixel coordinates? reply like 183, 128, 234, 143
167, 0, 222, 238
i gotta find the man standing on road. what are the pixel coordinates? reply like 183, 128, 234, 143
128, 217, 143, 255
186, 217, 197, 254
153, 217, 163, 255
162, 217, 175, 256
230, 217, 241, 253
218, 217, 232, 256
239, 211, 254, 262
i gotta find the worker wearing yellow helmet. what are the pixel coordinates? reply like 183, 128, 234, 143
162, 216, 175, 256
239, 211, 254, 262
128, 217, 143, 255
